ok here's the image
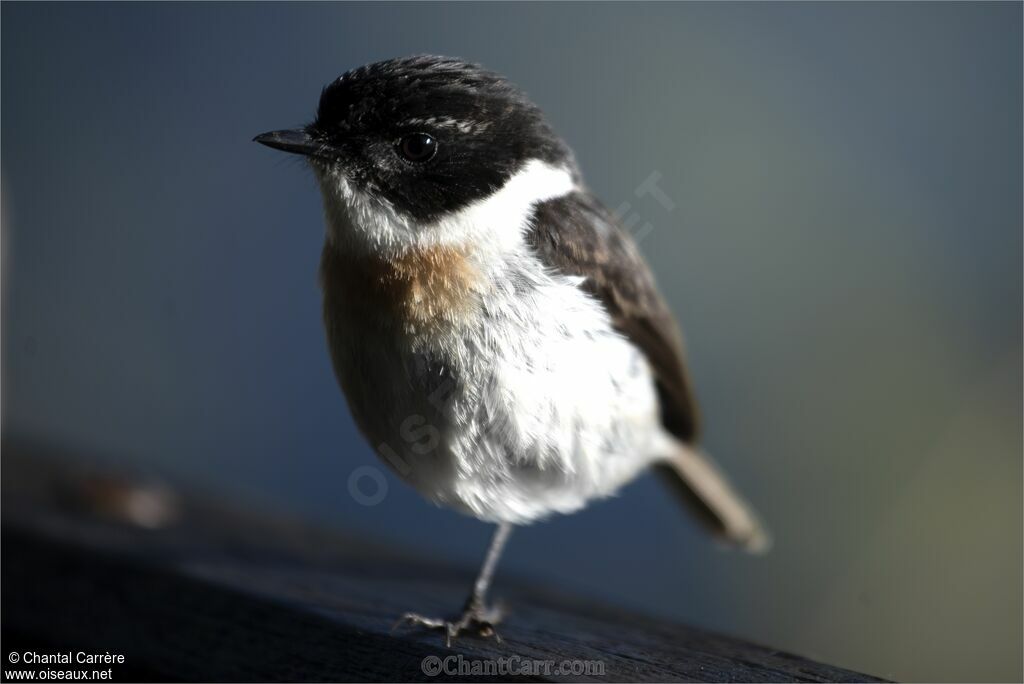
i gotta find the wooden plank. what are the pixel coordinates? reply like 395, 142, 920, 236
1, 438, 883, 682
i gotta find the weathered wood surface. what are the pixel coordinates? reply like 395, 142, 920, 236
1, 437, 883, 683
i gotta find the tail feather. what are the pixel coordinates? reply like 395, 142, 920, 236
654, 444, 770, 553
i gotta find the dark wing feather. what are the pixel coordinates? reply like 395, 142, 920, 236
526, 192, 700, 444
527, 191, 769, 551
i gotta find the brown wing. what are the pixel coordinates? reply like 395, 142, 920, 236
526, 191, 700, 444
527, 192, 769, 551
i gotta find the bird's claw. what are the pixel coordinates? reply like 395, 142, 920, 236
392, 603, 505, 647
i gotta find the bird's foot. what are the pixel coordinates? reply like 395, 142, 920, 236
392, 600, 505, 647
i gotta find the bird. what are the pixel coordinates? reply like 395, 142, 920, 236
254, 55, 768, 645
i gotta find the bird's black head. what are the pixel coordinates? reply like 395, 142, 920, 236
255, 55, 572, 222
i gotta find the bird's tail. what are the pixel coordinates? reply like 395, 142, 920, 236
654, 443, 770, 553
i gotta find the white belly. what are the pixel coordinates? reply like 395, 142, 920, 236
329, 254, 669, 525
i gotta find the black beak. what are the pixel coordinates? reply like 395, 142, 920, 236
253, 128, 322, 156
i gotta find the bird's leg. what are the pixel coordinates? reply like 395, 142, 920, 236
394, 523, 513, 646
453, 521, 511, 634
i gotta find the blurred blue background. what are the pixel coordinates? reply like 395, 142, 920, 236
2, 3, 1021, 680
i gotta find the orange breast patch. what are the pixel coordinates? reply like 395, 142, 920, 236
321, 244, 483, 331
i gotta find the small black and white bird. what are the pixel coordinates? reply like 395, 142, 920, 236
255, 55, 768, 644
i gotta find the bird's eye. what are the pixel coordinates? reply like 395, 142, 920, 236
397, 133, 437, 163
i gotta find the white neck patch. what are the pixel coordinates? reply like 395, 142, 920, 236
316, 159, 577, 256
